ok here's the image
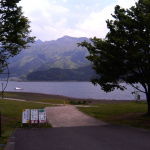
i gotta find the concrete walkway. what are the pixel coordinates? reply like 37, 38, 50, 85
45, 105, 107, 127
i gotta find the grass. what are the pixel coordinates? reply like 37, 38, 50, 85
0, 98, 52, 150
0, 92, 150, 149
3, 92, 70, 104
78, 102, 150, 129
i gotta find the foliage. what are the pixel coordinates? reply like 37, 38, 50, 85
0, 0, 35, 70
78, 0, 150, 113
27, 65, 95, 81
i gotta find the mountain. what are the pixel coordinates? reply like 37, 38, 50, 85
27, 65, 95, 81
8, 36, 91, 79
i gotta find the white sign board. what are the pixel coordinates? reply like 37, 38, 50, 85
31, 109, 38, 123
22, 109, 30, 123
39, 109, 46, 123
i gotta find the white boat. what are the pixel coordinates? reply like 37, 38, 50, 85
14, 87, 23, 90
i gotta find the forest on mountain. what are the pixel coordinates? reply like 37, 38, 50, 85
27, 65, 95, 81
7, 36, 94, 81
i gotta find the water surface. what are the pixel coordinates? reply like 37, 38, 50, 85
2, 81, 146, 100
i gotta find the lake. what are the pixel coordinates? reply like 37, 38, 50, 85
1, 81, 147, 100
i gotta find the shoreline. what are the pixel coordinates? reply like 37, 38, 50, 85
4, 91, 146, 104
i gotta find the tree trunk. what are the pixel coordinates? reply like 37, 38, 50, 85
147, 97, 150, 114
146, 89, 150, 114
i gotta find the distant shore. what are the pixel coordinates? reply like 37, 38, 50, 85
4, 92, 146, 104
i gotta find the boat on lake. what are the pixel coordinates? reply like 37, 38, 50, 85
14, 87, 23, 90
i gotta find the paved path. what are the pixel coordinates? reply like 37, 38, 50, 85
6, 125, 150, 150
45, 105, 107, 127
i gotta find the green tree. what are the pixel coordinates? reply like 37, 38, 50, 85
0, 0, 35, 70
79, 0, 150, 114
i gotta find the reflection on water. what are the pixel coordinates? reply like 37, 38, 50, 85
4, 81, 146, 100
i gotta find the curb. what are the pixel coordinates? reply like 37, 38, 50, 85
4, 142, 15, 150
4, 130, 16, 150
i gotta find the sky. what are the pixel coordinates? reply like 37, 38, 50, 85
18, 0, 138, 41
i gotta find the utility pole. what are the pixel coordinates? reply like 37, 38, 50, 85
0, 83, 2, 138
0, 112, 2, 138
1, 83, 3, 99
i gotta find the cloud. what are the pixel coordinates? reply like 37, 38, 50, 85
18, 0, 138, 41
75, 3, 90, 11
75, 4, 115, 39
117, 0, 137, 8
62, 0, 67, 3
74, 0, 138, 39
19, 0, 69, 41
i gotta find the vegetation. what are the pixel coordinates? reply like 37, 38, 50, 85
0, 0, 35, 71
79, 0, 150, 114
4, 92, 70, 104
27, 65, 95, 81
78, 102, 150, 129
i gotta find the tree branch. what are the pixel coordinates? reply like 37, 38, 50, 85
131, 84, 146, 93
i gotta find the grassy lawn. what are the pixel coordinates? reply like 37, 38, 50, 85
3, 92, 70, 104
78, 102, 150, 129
0, 98, 52, 150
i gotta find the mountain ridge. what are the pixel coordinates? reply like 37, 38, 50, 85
8, 36, 91, 80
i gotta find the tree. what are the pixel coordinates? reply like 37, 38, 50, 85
78, 0, 150, 114
0, 0, 35, 70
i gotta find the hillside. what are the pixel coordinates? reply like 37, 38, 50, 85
27, 65, 95, 81
7, 36, 90, 79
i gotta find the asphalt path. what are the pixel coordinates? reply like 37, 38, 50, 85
6, 125, 150, 150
